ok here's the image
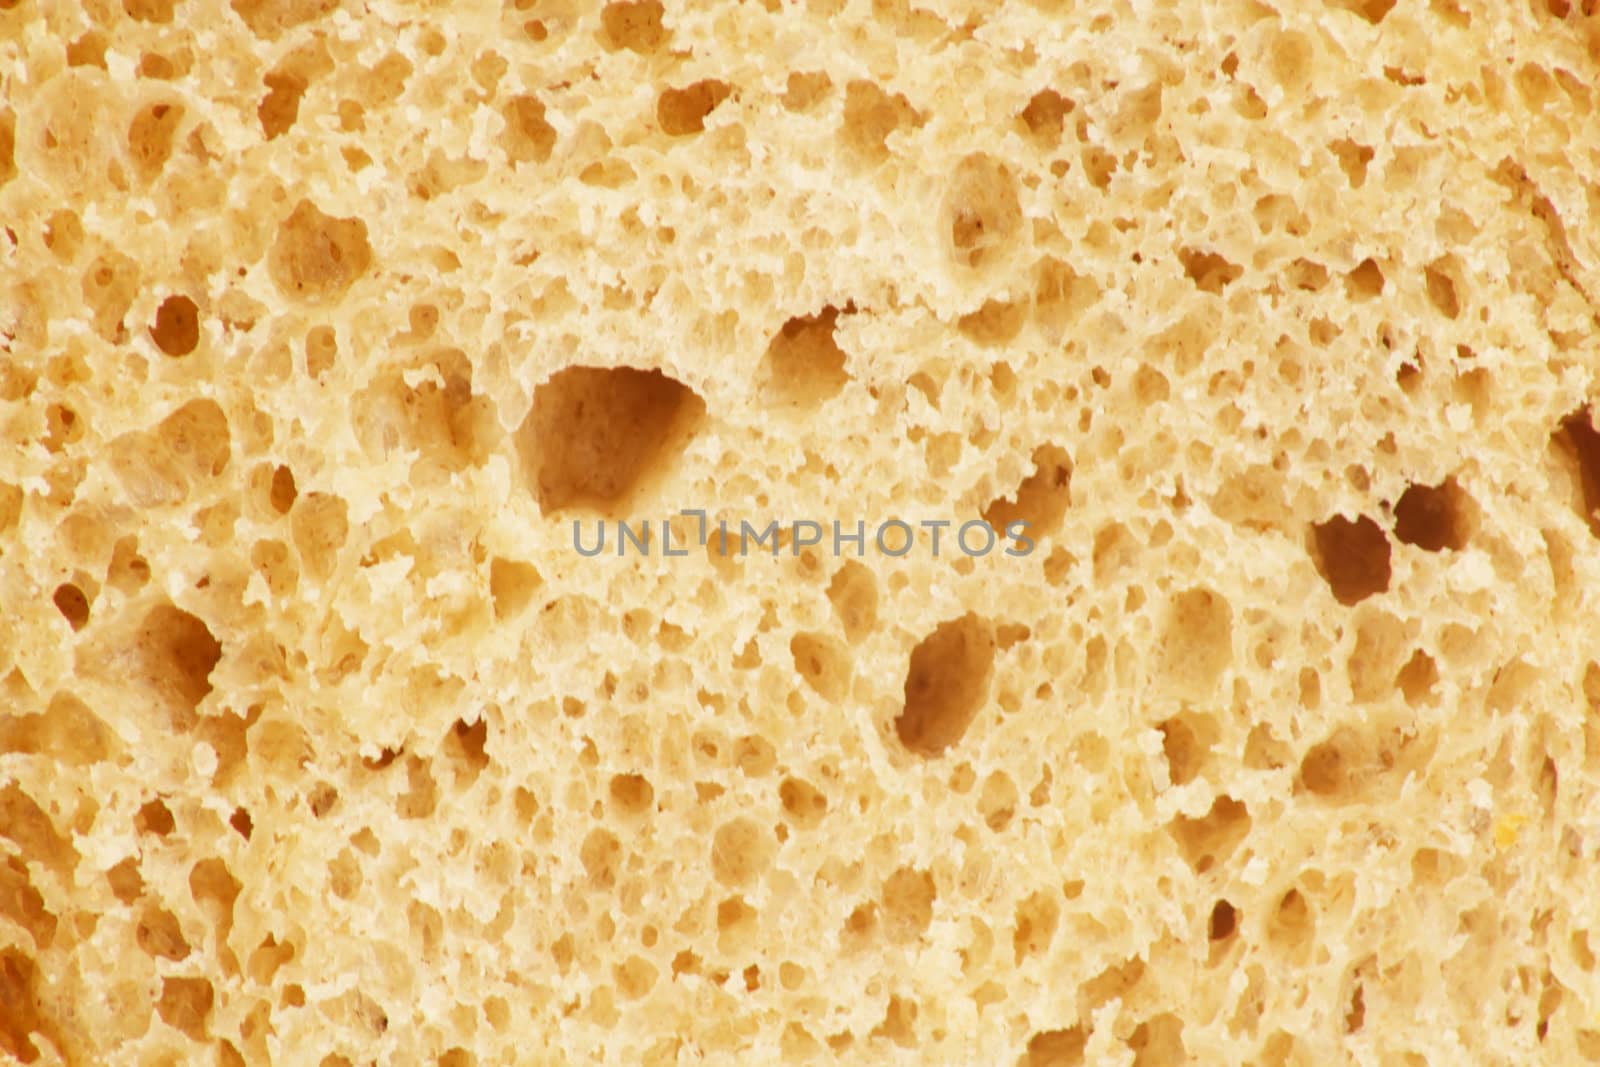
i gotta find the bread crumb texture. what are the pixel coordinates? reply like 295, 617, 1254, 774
3, 0, 1600, 1063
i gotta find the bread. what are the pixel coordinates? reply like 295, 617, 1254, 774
3, 0, 1600, 1062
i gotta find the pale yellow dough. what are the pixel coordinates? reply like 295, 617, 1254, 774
2, 0, 1600, 1063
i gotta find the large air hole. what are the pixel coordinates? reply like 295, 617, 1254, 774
657, 80, 731, 136
1268, 887, 1315, 953
1179, 248, 1242, 293
600, 0, 666, 52
1554, 407, 1600, 538
442, 717, 489, 787
1167, 795, 1251, 873
1156, 588, 1232, 698
1423, 257, 1463, 319
0, 692, 114, 766
1329, 139, 1373, 187
1393, 477, 1472, 551
1344, 258, 1385, 300
136, 905, 189, 960
957, 297, 1028, 346
781, 71, 832, 112
150, 295, 200, 356
230, 0, 340, 38
156, 976, 213, 1040
840, 79, 919, 163
259, 71, 308, 138
489, 557, 541, 620
268, 464, 297, 514
0, 110, 15, 188
502, 96, 556, 164
1023, 1026, 1087, 1066
1012, 890, 1060, 962
0, 949, 56, 1062
1159, 711, 1219, 787
1395, 649, 1439, 704
982, 444, 1072, 540
880, 867, 936, 943
943, 153, 1022, 272
826, 561, 878, 640
128, 101, 183, 181
711, 817, 773, 887
761, 306, 851, 407
122, 604, 223, 727
1299, 727, 1374, 801
1310, 515, 1391, 605
1209, 900, 1237, 940
52, 583, 90, 630
135, 798, 175, 836
609, 774, 654, 816
895, 614, 995, 757
268, 200, 372, 303
1128, 1014, 1186, 1063
778, 777, 827, 828
290, 492, 348, 581
791, 632, 851, 702
515, 366, 704, 514
1327, 0, 1397, 23
1019, 89, 1071, 144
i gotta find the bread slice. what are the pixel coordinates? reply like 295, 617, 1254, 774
3, 0, 1600, 1062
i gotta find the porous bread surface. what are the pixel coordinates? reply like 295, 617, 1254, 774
3, 0, 1600, 1062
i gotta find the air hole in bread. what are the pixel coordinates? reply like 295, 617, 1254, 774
881, 866, 935, 942
290, 492, 348, 581
1328, 0, 1397, 23
1345, 257, 1386, 300
896, 614, 995, 757
1019, 89, 1072, 144
790, 632, 851, 702
658, 80, 731, 136
1157, 588, 1232, 698
1179, 248, 1242, 293
945, 154, 1023, 271
268, 200, 373, 303
1128, 1013, 1187, 1063
259, 73, 307, 139
489, 557, 540, 620
840, 79, 919, 163
1423, 257, 1464, 319
129, 101, 183, 180
984, 443, 1072, 540
782, 71, 832, 112
1022, 1025, 1087, 1066
774, 777, 825, 831
156, 975, 214, 1040
761, 306, 852, 405
52, 582, 90, 630
1554, 407, 1600, 537
958, 296, 1029, 346
601, 1, 667, 52
1310, 514, 1391, 605
1394, 477, 1472, 551
1160, 711, 1218, 786
711, 817, 773, 887
516, 366, 704, 514
230, 0, 338, 40
151, 295, 200, 356
1168, 795, 1250, 873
